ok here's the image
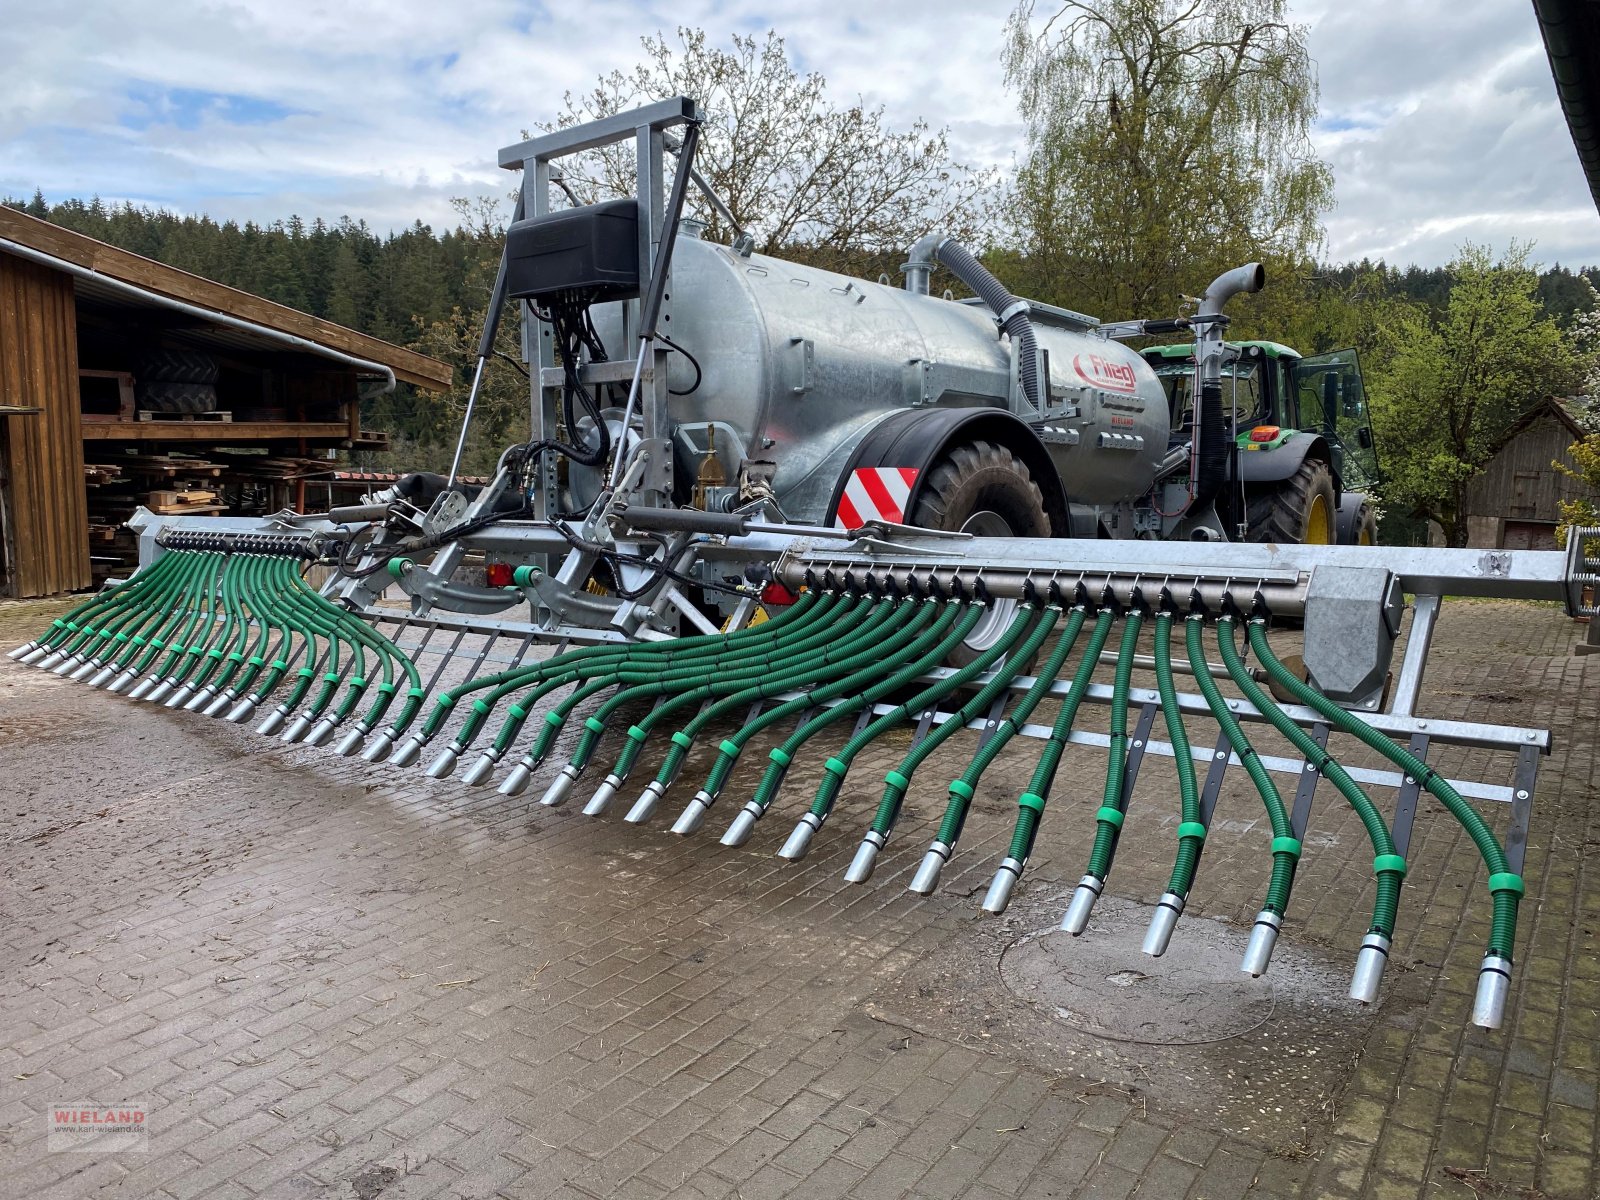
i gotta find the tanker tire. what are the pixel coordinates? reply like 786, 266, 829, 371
1245, 456, 1337, 546
135, 349, 219, 385
1346, 500, 1379, 546
910, 440, 1050, 668
136, 381, 218, 415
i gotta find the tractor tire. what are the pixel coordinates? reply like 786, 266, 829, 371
136, 380, 218, 414
910, 440, 1050, 667
1246, 457, 1337, 546
136, 349, 219, 386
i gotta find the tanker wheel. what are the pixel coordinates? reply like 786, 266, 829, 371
1245, 457, 1337, 546
1344, 500, 1379, 546
910, 440, 1050, 667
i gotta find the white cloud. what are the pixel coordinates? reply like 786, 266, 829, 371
1, 0, 1596, 267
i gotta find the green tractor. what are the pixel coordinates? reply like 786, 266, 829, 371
1142, 340, 1381, 546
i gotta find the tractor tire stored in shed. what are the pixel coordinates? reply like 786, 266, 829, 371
910, 440, 1050, 666
1246, 456, 1337, 545
136, 349, 220, 385
136, 381, 218, 415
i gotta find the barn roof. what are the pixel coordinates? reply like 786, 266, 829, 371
0, 206, 452, 391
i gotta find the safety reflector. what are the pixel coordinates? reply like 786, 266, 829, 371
486, 563, 514, 588
1249, 425, 1282, 443
835, 467, 918, 529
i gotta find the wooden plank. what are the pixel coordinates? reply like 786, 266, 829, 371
0, 207, 453, 390
81, 420, 353, 442
0, 255, 90, 595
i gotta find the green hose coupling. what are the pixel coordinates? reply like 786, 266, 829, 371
1095, 806, 1125, 830
885, 770, 910, 794
627, 725, 649, 743
1373, 854, 1407, 879
720, 740, 742, 759
948, 779, 974, 802
672, 732, 695, 751
1017, 791, 1046, 815
584, 716, 606, 735
1178, 821, 1207, 844
823, 757, 849, 778
1486, 872, 1525, 898
1270, 836, 1303, 860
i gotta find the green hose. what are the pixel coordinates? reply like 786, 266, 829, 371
1154, 608, 1203, 899
871, 605, 1060, 837
1217, 616, 1402, 938
1245, 619, 1518, 960
1080, 607, 1145, 881
1184, 613, 1297, 918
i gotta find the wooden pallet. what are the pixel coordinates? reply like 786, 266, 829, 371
147, 502, 229, 516
136, 410, 232, 423
147, 489, 219, 507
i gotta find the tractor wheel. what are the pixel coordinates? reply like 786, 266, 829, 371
135, 380, 218, 414
136, 349, 219, 386
910, 440, 1050, 666
1246, 457, 1337, 546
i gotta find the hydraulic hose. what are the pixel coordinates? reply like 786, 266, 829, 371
407, 587, 827, 778
672, 598, 928, 838
1143, 599, 1203, 956
981, 604, 1117, 914
911, 603, 1090, 896
1245, 618, 1521, 1028
1061, 606, 1146, 934
862, 605, 1060, 882
826, 605, 1041, 882
1185, 609, 1297, 976
548, 593, 876, 811
1215, 613, 1401, 1003
475, 590, 840, 794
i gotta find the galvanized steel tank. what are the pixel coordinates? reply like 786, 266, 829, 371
589, 234, 1171, 521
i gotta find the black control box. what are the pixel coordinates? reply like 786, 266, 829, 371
504, 199, 640, 303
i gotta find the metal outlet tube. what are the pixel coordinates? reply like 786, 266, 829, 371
1349, 933, 1391, 1004
1142, 893, 1187, 957
583, 774, 623, 816
540, 763, 582, 807
844, 830, 888, 884
778, 812, 823, 860
459, 749, 502, 786
1472, 955, 1513, 1029
626, 780, 668, 824
1241, 910, 1283, 976
671, 791, 714, 835
720, 801, 763, 846
982, 857, 1025, 913
908, 841, 952, 895
1060, 875, 1104, 935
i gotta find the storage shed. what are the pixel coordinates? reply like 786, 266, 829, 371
0, 207, 451, 598
1458, 398, 1591, 551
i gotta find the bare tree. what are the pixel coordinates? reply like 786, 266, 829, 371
544, 29, 995, 275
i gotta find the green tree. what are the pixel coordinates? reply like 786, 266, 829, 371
1000, 0, 1332, 321
1368, 243, 1580, 547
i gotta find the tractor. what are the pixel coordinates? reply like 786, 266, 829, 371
1142, 341, 1381, 548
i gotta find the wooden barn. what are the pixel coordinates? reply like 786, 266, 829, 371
1456, 397, 1592, 551
0, 207, 450, 598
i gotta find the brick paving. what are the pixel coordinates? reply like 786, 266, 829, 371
0, 598, 1594, 1199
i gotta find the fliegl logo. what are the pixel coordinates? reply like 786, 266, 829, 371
1073, 353, 1138, 395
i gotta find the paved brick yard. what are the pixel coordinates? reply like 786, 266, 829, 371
0, 598, 1595, 1200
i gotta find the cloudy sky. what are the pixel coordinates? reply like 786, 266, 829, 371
3, 1, 1597, 268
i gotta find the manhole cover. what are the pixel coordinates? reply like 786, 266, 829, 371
1001, 910, 1304, 1045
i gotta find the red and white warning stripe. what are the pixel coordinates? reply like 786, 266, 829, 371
835, 466, 919, 529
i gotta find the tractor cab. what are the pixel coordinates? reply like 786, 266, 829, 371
1142, 341, 1381, 544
